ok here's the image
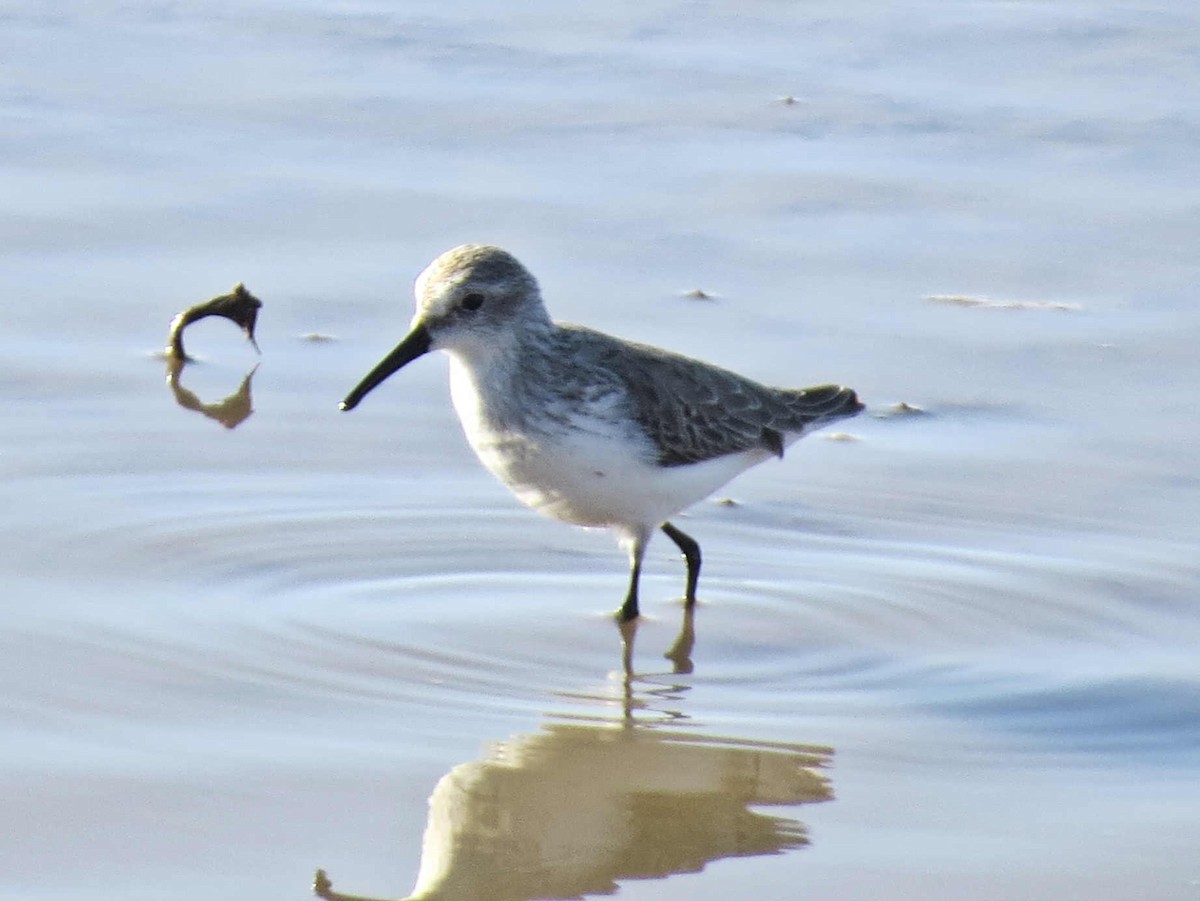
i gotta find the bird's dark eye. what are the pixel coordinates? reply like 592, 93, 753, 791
461, 293, 485, 311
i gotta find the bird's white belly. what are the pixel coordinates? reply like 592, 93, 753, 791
449, 359, 767, 528
470, 427, 764, 528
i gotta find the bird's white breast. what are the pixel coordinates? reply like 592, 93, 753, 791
447, 355, 766, 530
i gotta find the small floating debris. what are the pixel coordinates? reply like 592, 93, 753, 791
927, 294, 1082, 312
680, 288, 717, 301
823, 431, 859, 442
312, 870, 345, 901
875, 401, 927, 418
778, 95, 801, 106
299, 332, 337, 343
313, 870, 333, 898
714, 497, 740, 508
166, 283, 263, 360
313, 867, 379, 901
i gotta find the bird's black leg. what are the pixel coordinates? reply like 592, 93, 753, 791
660, 521, 701, 606
618, 528, 650, 622
619, 558, 641, 622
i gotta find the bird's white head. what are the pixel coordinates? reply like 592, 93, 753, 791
413, 244, 549, 354
340, 245, 548, 411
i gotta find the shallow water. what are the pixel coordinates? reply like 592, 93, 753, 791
3, 2, 1199, 899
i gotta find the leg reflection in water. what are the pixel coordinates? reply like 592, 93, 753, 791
618, 597, 695, 677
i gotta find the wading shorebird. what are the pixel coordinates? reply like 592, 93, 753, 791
341, 245, 862, 621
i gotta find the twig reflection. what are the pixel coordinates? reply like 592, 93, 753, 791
165, 357, 258, 429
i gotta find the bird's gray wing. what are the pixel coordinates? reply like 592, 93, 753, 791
581, 331, 860, 467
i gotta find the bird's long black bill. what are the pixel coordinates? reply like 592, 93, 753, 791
339, 324, 431, 411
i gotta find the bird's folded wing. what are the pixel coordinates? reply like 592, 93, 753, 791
604, 341, 854, 467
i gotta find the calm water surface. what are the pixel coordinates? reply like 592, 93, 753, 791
3, 2, 1199, 899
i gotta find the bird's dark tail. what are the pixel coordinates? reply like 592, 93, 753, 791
780, 383, 864, 430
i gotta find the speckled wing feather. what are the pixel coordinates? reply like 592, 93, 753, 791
579, 329, 863, 467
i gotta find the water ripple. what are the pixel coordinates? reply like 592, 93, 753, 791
8, 470, 1198, 767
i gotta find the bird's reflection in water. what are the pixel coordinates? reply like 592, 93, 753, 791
165, 356, 258, 429
656, 602, 696, 675
315, 610, 834, 901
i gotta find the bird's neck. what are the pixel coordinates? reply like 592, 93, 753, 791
446, 323, 557, 430
446, 317, 553, 375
